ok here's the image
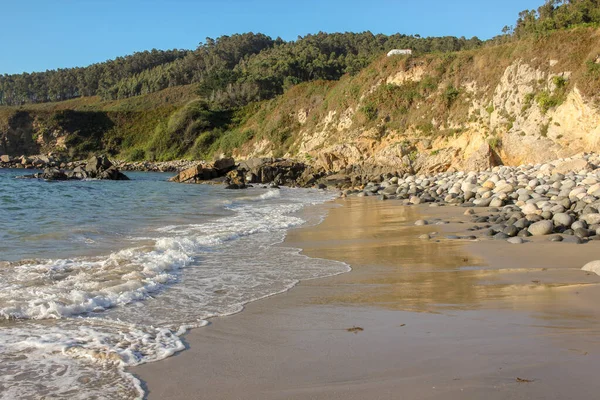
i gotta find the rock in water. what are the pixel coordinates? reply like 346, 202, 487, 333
225, 169, 246, 189
582, 260, 600, 276
528, 220, 554, 236
84, 155, 129, 180
85, 155, 111, 175
41, 168, 68, 181
169, 164, 217, 183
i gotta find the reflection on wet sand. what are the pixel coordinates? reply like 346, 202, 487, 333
287, 197, 600, 319
134, 196, 600, 400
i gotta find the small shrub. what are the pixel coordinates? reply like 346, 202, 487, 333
486, 104, 495, 114
536, 91, 560, 113
129, 148, 146, 161
361, 103, 378, 121
488, 136, 501, 150
540, 123, 549, 137
521, 92, 535, 113
416, 122, 434, 136
552, 76, 567, 89
586, 59, 600, 77
420, 75, 439, 92
190, 130, 220, 158
214, 129, 255, 155
443, 85, 460, 107
524, 93, 535, 104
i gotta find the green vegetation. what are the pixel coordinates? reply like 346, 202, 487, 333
0, 49, 188, 105
361, 102, 378, 121
443, 85, 460, 107
522, 93, 536, 112
552, 75, 568, 88
0, 32, 482, 107
535, 76, 569, 113
536, 90, 560, 112
488, 136, 501, 150
144, 100, 233, 160
513, 0, 600, 37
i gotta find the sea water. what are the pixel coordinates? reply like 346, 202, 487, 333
0, 169, 349, 399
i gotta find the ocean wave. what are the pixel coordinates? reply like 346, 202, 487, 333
0, 186, 348, 399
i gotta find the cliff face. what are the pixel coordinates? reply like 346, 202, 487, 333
232, 28, 600, 174
2, 28, 600, 175
0, 111, 38, 156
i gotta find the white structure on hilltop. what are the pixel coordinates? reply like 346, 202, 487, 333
387, 49, 412, 56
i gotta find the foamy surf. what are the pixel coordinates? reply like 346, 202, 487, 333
0, 180, 350, 399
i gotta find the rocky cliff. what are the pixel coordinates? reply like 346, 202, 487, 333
230, 28, 600, 175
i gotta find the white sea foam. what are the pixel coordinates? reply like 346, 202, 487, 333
0, 186, 349, 399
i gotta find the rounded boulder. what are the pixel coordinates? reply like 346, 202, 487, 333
552, 213, 573, 227
582, 260, 600, 276
528, 220, 554, 236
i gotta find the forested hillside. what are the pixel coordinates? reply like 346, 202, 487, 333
0, 33, 481, 106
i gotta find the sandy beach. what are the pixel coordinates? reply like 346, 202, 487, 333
132, 197, 600, 399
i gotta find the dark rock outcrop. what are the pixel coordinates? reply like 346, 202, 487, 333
77, 155, 129, 180
41, 168, 68, 181
169, 164, 218, 183
168, 157, 236, 183
238, 158, 308, 186
213, 157, 236, 173
225, 170, 246, 189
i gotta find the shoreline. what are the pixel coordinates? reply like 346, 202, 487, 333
132, 197, 600, 399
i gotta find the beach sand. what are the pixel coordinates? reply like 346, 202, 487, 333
132, 197, 600, 399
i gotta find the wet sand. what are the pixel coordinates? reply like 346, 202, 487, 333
133, 197, 600, 399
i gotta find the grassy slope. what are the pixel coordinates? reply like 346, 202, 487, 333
0, 85, 197, 159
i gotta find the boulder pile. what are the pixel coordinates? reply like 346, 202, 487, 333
348, 153, 600, 243
169, 157, 321, 189
0, 154, 67, 169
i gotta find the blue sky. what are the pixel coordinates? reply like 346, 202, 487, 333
1, 0, 544, 75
